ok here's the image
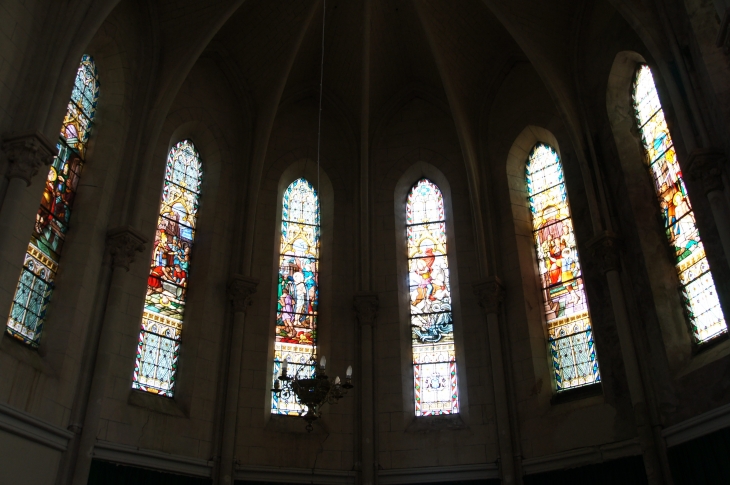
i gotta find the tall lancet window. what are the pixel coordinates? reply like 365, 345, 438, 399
272, 178, 320, 415
633, 65, 727, 343
407, 179, 459, 416
6, 55, 99, 346
132, 140, 202, 397
526, 144, 600, 391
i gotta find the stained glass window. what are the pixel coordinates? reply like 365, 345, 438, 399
131, 140, 202, 397
271, 178, 320, 415
406, 179, 459, 416
633, 65, 727, 343
6, 55, 99, 347
526, 144, 600, 391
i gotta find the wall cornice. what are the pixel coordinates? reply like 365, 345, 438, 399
663, 401, 730, 447
92, 440, 213, 478
0, 401, 73, 451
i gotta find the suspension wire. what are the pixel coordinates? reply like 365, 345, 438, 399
317, 0, 326, 200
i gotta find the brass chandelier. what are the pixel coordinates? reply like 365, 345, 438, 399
272, 356, 353, 431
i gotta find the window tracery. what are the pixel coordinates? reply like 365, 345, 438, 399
632, 65, 727, 343
407, 179, 459, 416
132, 140, 202, 397
526, 144, 600, 391
6, 55, 99, 346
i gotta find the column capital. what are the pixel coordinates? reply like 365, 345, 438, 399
587, 230, 622, 274
106, 226, 147, 271
2, 131, 57, 186
686, 148, 726, 195
227, 275, 259, 313
473, 276, 504, 315
353, 292, 379, 327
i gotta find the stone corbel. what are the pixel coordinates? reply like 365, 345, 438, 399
2, 131, 57, 186
686, 148, 726, 195
473, 276, 504, 315
106, 226, 147, 271
353, 292, 378, 327
227, 275, 259, 313
587, 230, 622, 275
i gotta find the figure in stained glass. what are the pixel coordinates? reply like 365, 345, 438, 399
407, 179, 459, 416
526, 144, 600, 391
272, 178, 321, 415
132, 140, 202, 397
632, 65, 727, 343
6, 55, 99, 347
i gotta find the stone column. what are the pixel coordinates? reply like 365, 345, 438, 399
218, 275, 258, 485
687, 149, 730, 264
587, 232, 672, 485
473, 277, 518, 485
354, 292, 378, 485
0, 132, 55, 315
69, 227, 146, 485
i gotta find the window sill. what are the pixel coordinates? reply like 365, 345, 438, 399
0, 331, 52, 375
551, 383, 603, 406
406, 413, 467, 433
128, 389, 187, 417
676, 331, 730, 379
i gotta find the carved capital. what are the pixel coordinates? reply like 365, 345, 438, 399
353, 292, 379, 327
687, 148, 726, 195
473, 276, 504, 315
228, 275, 258, 313
587, 231, 622, 274
2, 131, 56, 186
106, 226, 147, 271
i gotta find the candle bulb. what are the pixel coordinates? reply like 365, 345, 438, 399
320, 356, 327, 370
346, 365, 353, 378
335, 376, 341, 385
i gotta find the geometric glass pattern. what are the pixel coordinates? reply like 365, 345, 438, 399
271, 178, 320, 415
6, 55, 99, 347
526, 144, 601, 391
407, 179, 459, 416
132, 140, 202, 397
633, 65, 727, 343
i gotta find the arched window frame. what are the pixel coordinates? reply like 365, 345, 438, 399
6, 55, 99, 347
524, 142, 601, 392
270, 177, 321, 415
131, 139, 202, 398
631, 64, 727, 344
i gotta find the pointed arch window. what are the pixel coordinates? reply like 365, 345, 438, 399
271, 178, 320, 415
632, 65, 727, 343
526, 144, 600, 391
132, 140, 202, 397
407, 179, 459, 416
6, 55, 99, 346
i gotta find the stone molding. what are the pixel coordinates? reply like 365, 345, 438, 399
473, 276, 504, 315
662, 401, 730, 447
106, 226, 147, 271
0, 401, 73, 452
227, 275, 259, 313
235, 465, 356, 484
686, 148, 726, 195
1, 131, 57, 186
587, 230, 622, 274
379, 463, 499, 484
93, 440, 213, 478
521, 438, 642, 475
353, 292, 379, 326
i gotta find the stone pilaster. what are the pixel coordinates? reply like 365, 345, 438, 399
587, 231, 622, 275
2, 131, 56, 185
354, 291, 378, 485
106, 226, 147, 271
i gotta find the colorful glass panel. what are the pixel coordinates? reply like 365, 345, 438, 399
633, 65, 727, 343
132, 140, 202, 397
6, 55, 99, 346
272, 178, 320, 415
526, 144, 600, 391
407, 179, 459, 416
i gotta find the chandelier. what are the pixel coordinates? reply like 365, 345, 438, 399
272, 356, 353, 431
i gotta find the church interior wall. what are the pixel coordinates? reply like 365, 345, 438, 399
2, 1, 730, 484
